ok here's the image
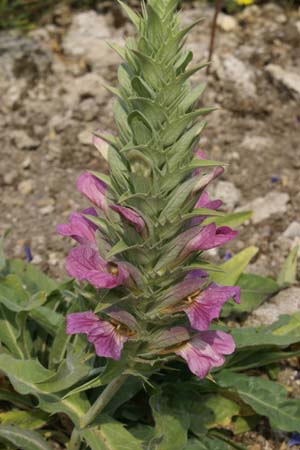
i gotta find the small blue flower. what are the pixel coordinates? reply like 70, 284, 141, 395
271, 175, 280, 183
24, 245, 33, 263
223, 251, 232, 261
288, 433, 300, 447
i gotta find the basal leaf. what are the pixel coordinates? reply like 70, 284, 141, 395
216, 371, 300, 432
0, 426, 51, 450
277, 245, 299, 288
211, 247, 258, 286
0, 410, 48, 430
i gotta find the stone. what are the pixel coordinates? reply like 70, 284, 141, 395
40, 205, 55, 216
215, 55, 256, 97
209, 181, 241, 211
3, 170, 18, 185
21, 156, 31, 169
18, 179, 34, 195
77, 98, 99, 121
62, 11, 123, 68
240, 192, 289, 224
78, 130, 93, 146
11, 130, 40, 151
266, 64, 300, 98
217, 13, 237, 32
283, 222, 300, 239
241, 135, 273, 152
245, 288, 300, 327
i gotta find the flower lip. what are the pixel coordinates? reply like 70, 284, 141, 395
107, 262, 119, 276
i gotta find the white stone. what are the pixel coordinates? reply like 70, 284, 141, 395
245, 288, 300, 326
78, 130, 93, 146
217, 13, 237, 32
12, 130, 40, 151
40, 205, 55, 216
266, 64, 300, 98
216, 55, 256, 97
210, 181, 241, 211
241, 135, 273, 152
4, 170, 18, 185
62, 11, 123, 68
283, 222, 300, 239
18, 179, 34, 195
239, 192, 290, 224
21, 157, 31, 169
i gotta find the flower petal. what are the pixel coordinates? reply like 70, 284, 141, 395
57, 208, 98, 244
110, 205, 145, 233
76, 172, 108, 211
66, 311, 99, 334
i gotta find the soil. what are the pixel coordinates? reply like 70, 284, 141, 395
0, 2, 299, 449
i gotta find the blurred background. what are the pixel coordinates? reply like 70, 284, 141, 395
0, 0, 299, 282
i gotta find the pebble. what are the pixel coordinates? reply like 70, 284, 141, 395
215, 55, 257, 97
3, 170, 18, 185
210, 181, 241, 211
40, 205, 55, 216
11, 130, 40, 151
78, 129, 93, 146
21, 157, 31, 169
18, 179, 35, 195
217, 13, 237, 32
245, 287, 300, 327
283, 222, 300, 239
266, 64, 300, 98
240, 192, 290, 224
32, 254, 43, 265
241, 135, 273, 152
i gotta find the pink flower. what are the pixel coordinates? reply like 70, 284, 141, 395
66, 310, 136, 360
66, 245, 129, 289
56, 208, 98, 245
180, 223, 238, 259
175, 330, 235, 378
190, 191, 222, 227
180, 284, 240, 330
110, 205, 145, 233
76, 172, 108, 211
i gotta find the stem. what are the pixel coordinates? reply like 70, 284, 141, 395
206, 0, 223, 75
68, 429, 81, 450
80, 374, 128, 428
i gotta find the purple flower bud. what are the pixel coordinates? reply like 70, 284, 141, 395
180, 223, 238, 259
24, 245, 33, 263
190, 191, 223, 226
110, 205, 145, 233
288, 433, 300, 447
175, 329, 235, 378
66, 245, 129, 289
56, 208, 98, 245
66, 311, 135, 360
76, 172, 108, 211
92, 132, 109, 161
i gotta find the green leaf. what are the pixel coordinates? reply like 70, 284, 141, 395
203, 211, 252, 228
0, 410, 48, 430
221, 274, 279, 316
7, 260, 57, 294
232, 313, 300, 349
184, 437, 229, 450
128, 110, 153, 145
81, 416, 142, 450
277, 245, 299, 287
211, 247, 258, 285
0, 304, 24, 358
118, 1, 140, 29
0, 426, 52, 450
216, 371, 300, 432
150, 391, 190, 450
29, 306, 63, 335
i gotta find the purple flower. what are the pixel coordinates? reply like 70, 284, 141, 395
110, 205, 145, 233
76, 172, 108, 212
180, 223, 238, 259
190, 191, 223, 226
56, 208, 98, 245
180, 284, 240, 330
66, 311, 136, 360
66, 245, 129, 289
288, 433, 300, 447
175, 329, 235, 378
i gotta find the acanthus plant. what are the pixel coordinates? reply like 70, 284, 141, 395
57, 0, 240, 426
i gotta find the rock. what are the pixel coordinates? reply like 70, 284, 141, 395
283, 222, 300, 239
245, 288, 300, 327
18, 179, 34, 195
77, 98, 99, 121
266, 64, 300, 98
241, 135, 273, 152
240, 192, 289, 224
78, 130, 93, 146
11, 130, 40, 151
217, 13, 237, 32
21, 156, 31, 169
48, 252, 59, 266
3, 170, 18, 185
62, 11, 123, 68
209, 181, 241, 211
40, 205, 55, 216
215, 55, 257, 97
63, 73, 107, 109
